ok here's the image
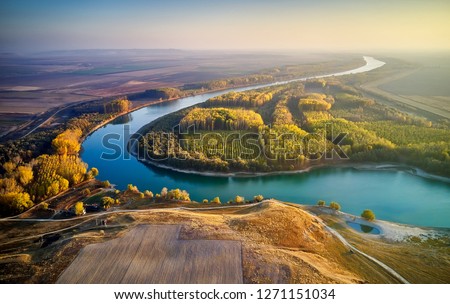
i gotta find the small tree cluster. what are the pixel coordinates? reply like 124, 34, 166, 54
361, 209, 375, 221
253, 194, 264, 202
316, 200, 340, 210
87, 167, 99, 179
74, 201, 85, 216
101, 180, 111, 188
101, 196, 115, 209
126, 184, 139, 193
167, 188, 190, 201
317, 200, 326, 206
329, 201, 341, 211
234, 196, 245, 204
211, 197, 221, 204
160, 187, 168, 198
144, 190, 154, 198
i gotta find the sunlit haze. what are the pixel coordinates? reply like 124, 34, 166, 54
1, 0, 449, 52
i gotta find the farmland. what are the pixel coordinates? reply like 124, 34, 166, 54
359, 56, 450, 120
0, 50, 363, 114
0, 51, 364, 142
57, 225, 243, 284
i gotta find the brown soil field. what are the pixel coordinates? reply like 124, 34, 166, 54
57, 224, 243, 283
0, 51, 360, 114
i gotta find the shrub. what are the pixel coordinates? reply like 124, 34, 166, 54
89, 167, 99, 177
160, 187, 168, 198
101, 180, 111, 188
254, 195, 264, 202
138, 192, 145, 199
211, 197, 221, 204
127, 184, 139, 193
40, 202, 49, 210
234, 196, 245, 204
361, 209, 375, 221
144, 190, 154, 198
202, 199, 209, 204
329, 201, 341, 211
101, 196, 115, 209
317, 200, 326, 206
82, 188, 91, 196
74, 201, 85, 216
167, 188, 190, 201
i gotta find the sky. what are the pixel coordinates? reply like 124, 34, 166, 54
0, 0, 449, 53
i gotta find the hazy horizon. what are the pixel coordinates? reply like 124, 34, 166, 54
1, 0, 450, 53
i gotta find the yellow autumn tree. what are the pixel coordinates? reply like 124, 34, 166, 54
17, 166, 33, 186
52, 129, 82, 155
74, 201, 85, 216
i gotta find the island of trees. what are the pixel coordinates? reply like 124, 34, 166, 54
135, 79, 450, 176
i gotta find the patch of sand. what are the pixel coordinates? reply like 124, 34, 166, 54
341, 211, 446, 242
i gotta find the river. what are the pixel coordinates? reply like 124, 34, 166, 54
81, 57, 450, 228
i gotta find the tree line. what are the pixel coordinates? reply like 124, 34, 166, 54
179, 108, 264, 132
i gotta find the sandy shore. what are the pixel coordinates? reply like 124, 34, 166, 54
309, 206, 449, 242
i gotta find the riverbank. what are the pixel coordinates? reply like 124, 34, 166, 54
131, 146, 450, 183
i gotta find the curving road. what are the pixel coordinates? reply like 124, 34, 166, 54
320, 218, 410, 284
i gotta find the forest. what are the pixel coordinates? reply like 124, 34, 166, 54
0, 98, 131, 216
179, 108, 264, 131
137, 79, 450, 176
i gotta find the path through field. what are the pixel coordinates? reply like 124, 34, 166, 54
57, 225, 243, 283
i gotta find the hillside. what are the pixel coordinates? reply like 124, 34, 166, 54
1, 199, 432, 284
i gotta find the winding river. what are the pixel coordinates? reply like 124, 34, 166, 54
81, 57, 450, 228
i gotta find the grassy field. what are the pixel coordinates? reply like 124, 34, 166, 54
379, 67, 450, 96
360, 56, 450, 120
57, 224, 243, 283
